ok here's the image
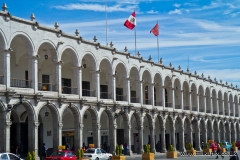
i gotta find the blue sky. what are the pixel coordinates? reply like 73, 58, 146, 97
3, 0, 240, 88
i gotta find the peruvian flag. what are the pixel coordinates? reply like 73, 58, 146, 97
150, 23, 159, 36
124, 11, 136, 30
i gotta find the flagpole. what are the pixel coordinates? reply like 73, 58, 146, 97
105, 0, 108, 46
157, 21, 160, 62
134, 9, 137, 56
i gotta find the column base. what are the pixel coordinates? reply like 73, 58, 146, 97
138, 149, 144, 154
151, 149, 156, 153
129, 150, 133, 156
160, 148, 167, 153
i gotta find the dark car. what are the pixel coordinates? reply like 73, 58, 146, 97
45, 150, 77, 160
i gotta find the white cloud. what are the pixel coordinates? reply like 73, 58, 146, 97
168, 9, 182, 15
173, 3, 181, 8
53, 3, 137, 12
147, 10, 159, 14
231, 12, 240, 17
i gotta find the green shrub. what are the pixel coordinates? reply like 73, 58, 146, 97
220, 142, 223, 148
77, 149, 84, 160
32, 151, 36, 160
115, 145, 120, 156
144, 144, 150, 153
188, 143, 193, 150
168, 144, 175, 152
232, 142, 236, 147
26, 152, 32, 160
204, 142, 209, 149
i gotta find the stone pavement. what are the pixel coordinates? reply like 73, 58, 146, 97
125, 151, 240, 160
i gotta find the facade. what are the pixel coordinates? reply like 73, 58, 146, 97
0, 4, 240, 158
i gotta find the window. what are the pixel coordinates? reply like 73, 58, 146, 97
1, 154, 9, 160
67, 152, 72, 157
100, 85, 108, 99
116, 88, 123, 101
100, 149, 106, 153
82, 81, 90, 96
62, 78, 71, 94
8, 154, 18, 160
42, 75, 50, 91
96, 149, 101, 154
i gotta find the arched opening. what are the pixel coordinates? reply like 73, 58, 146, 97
129, 67, 140, 103
198, 86, 204, 112
213, 120, 218, 142
153, 73, 163, 106
165, 116, 174, 150
175, 117, 182, 150
184, 118, 192, 145
155, 116, 165, 152
99, 59, 113, 99
130, 113, 141, 153
183, 81, 190, 110
229, 94, 234, 116
142, 70, 152, 105
212, 89, 217, 114
207, 120, 213, 140
99, 110, 110, 152
115, 63, 127, 101
37, 42, 58, 92
224, 122, 230, 142
200, 119, 205, 149
219, 121, 224, 142
81, 54, 97, 97
173, 79, 181, 109
234, 96, 238, 117
61, 48, 79, 94
164, 77, 172, 108
205, 88, 211, 113
218, 91, 223, 115
0, 31, 6, 84
10, 35, 34, 88
224, 93, 229, 116
190, 83, 197, 111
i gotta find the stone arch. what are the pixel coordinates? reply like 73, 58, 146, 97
229, 94, 234, 116
219, 121, 224, 142
0, 100, 7, 152
224, 122, 230, 142
205, 87, 211, 113
142, 70, 152, 105
113, 61, 128, 77
213, 120, 219, 142
164, 76, 172, 107
184, 117, 192, 144
153, 73, 163, 106
99, 57, 113, 75
234, 95, 238, 117
0, 28, 7, 76
230, 122, 235, 142
36, 39, 58, 62
9, 31, 35, 56
236, 122, 240, 140
60, 46, 80, 67
115, 62, 128, 101
165, 115, 174, 150
207, 119, 213, 140
81, 52, 97, 71
224, 92, 228, 115
200, 118, 206, 144
175, 116, 183, 151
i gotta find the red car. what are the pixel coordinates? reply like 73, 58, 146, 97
236, 141, 240, 149
45, 150, 77, 160
210, 142, 217, 152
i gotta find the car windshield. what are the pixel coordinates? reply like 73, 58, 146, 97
50, 152, 65, 157
84, 149, 95, 153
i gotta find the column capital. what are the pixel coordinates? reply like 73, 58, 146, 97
97, 123, 101, 130
79, 123, 84, 129
34, 121, 40, 128
6, 121, 12, 127
150, 125, 155, 130
113, 124, 117, 129
59, 122, 63, 129
138, 125, 144, 131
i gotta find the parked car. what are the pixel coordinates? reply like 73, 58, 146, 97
84, 148, 112, 160
0, 153, 24, 160
221, 141, 232, 151
45, 150, 77, 160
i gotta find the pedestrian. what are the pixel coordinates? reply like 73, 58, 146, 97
215, 142, 223, 159
229, 147, 240, 160
16, 145, 19, 156
120, 144, 124, 154
42, 143, 48, 160
66, 143, 70, 150
124, 142, 129, 156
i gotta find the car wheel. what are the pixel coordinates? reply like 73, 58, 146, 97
108, 156, 112, 160
95, 158, 99, 160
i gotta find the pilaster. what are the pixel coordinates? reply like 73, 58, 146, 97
93, 123, 101, 148
150, 125, 156, 153
161, 126, 166, 153
4, 50, 11, 87
138, 125, 144, 154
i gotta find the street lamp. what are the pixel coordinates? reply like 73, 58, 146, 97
114, 106, 127, 119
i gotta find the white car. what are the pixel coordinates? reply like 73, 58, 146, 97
84, 148, 112, 160
0, 153, 24, 160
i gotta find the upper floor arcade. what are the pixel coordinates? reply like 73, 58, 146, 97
0, 9, 239, 119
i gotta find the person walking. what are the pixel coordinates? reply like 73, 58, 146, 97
42, 143, 48, 160
124, 142, 129, 156
229, 147, 240, 160
215, 142, 223, 159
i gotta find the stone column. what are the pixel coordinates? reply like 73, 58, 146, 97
28, 56, 38, 92
195, 121, 201, 151
215, 98, 219, 114
55, 61, 62, 94
203, 96, 206, 112
209, 122, 214, 140
179, 127, 185, 152
196, 94, 199, 112
171, 88, 175, 109
110, 123, 117, 154
124, 124, 132, 155
74, 123, 83, 153
138, 125, 144, 154
53, 122, 63, 151
188, 126, 193, 145
74, 67, 82, 97
93, 123, 101, 148
138, 81, 143, 104
171, 126, 176, 150
28, 121, 40, 159
91, 71, 100, 99
111, 75, 116, 101
161, 86, 165, 108
150, 83, 154, 105
126, 78, 131, 103
161, 126, 166, 152
189, 92, 192, 111
180, 90, 184, 110
216, 129, 220, 144
4, 50, 11, 87
5, 120, 12, 152
150, 125, 156, 153
203, 127, 208, 144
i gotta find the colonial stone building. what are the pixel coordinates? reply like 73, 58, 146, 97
0, 3, 239, 158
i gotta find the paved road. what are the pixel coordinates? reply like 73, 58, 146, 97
125, 151, 240, 160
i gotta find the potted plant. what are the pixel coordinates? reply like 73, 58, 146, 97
142, 144, 154, 160
232, 142, 238, 151
220, 142, 226, 153
166, 144, 177, 158
26, 152, 32, 160
112, 145, 125, 160
186, 143, 196, 156
77, 148, 84, 160
203, 142, 212, 155
32, 151, 36, 160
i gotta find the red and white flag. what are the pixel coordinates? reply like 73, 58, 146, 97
150, 23, 159, 36
124, 11, 136, 30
